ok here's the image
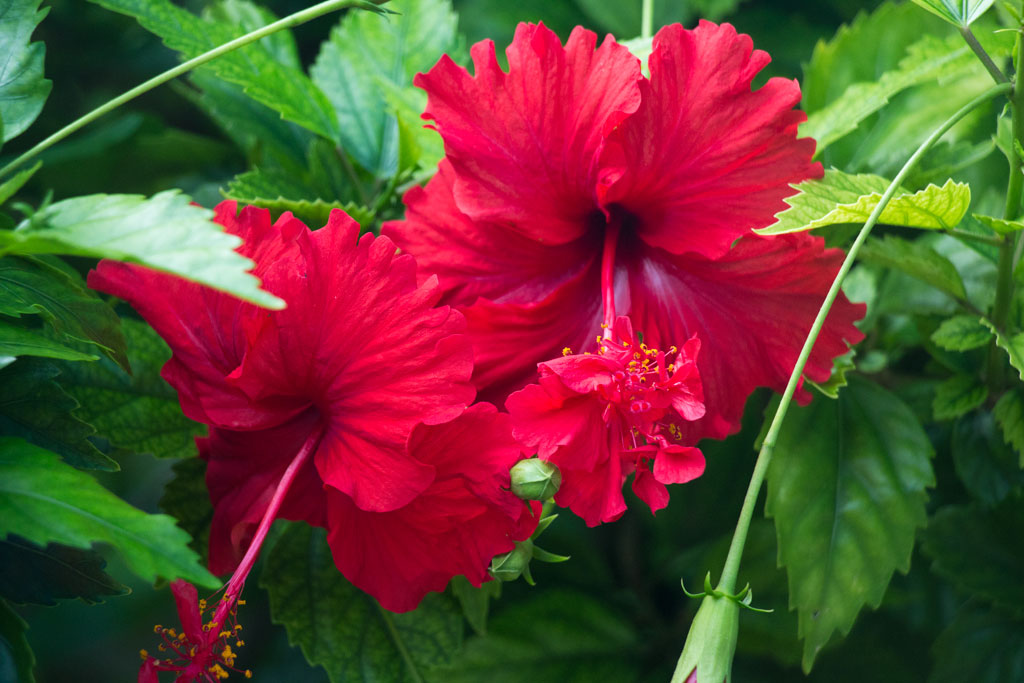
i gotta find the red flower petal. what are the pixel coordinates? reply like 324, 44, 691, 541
652, 444, 705, 485
631, 460, 670, 513
168, 579, 203, 643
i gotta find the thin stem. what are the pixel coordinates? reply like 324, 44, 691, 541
601, 222, 621, 337
641, 0, 654, 40
959, 26, 1010, 85
0, 0, 387, 181
714, 82, 1013, 596
948, 228, 1004, 247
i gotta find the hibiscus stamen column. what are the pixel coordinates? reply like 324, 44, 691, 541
601, 221, 621, 339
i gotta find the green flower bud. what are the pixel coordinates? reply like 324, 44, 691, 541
671, 592, 739, 683
489, 540, 534, 583
509, 458, 561, 501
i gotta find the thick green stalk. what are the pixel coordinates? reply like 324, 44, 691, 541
711, 82, 1012, 601
642, 0, 654, 39
0, 0, 387, 181
959, 26, 1010, 84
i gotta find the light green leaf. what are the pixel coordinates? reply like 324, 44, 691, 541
0, 537, 128, 606
951, 411, 1024, 505
766, 376, 935, 672
6, 191, 283, 309
910, 0, 996, 26
0, 437, 217, 588
808, 350, 856, 399
981, 318, 1024, 380
382, 81, 445, 174
55, 318, 205, 460
931, 315, 992, 351
859, 235, 968, 302
0, 320, 98, 363
0, 0, 51, 142
310, 0, 463, 176
974, 213, 1024, 236
994, 389, 1024, 467
225, 169, 373, 229
930, 603, 1024, 683
0, 598, 34, 683
760, 171, 970, 235
0, 162, 40, 207
261, 523, 463, 683
933, 374, 988, 421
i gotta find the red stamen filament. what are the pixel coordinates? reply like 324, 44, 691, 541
601, 221, 620, 339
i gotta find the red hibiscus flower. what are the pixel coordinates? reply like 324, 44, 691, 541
507, 316, 705, 525
383, 21, 866, 446
90, 203, 532, 614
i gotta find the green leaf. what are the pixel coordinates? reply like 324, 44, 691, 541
859, 235, 968, 302
760, 171, 970, 235
931, 314, 992, 351
159, 458, 212, 565
0, 256, 128, 370
766, 375, 935, 672
922, 498, 1024, 611
808, 350, 856, 399
930, 603, 1024, 683
383, 81, 445, 173
0, 360, 115, 471
0, 320, 99, 363
994, 389, 1024, 467
0, 437, 218, 588
310, 0, 463, 176
225, 169, 373, 229
0, 162, 40, 207
981, 318, 1024, 380
261, 523, 463, 682
0, 537, 128, 606
7, 191, 283, 309
0, 599, 34, 683
933, 374, 988, 421
55, 318, 205, 460
910, 0, 996, 26
951, 411, 1024, 505
974, 213, 1024, 236
450, 575, 500, 636
0, 0, 51, 142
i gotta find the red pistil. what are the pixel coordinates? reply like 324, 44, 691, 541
600, 221, 620, 338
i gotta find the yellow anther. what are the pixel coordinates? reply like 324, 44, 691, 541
236, 639, 245, 647
599, 346, 607, 354
245, 671, 253, 679
669, 346, 677, 354
167, 628, 177, 638
668, 364, 675, 372
633, 352, 641, 360
595, 335, 602, 344
177, 633, 187, 642
158, 644, 167, 652
199, 599, 207, 611
562, 347, 571, 356
237, 599, 246, 606
219, 631, 232, 639
153, 625, 162, 634
600, 322, 609, 328
140, 649, 149, 661
209, 663, 230, 679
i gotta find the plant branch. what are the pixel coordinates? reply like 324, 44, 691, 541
959, 26, 1010, 84
641, 0, 654, 39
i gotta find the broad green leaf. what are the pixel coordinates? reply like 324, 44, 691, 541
981, 318, 1024, 380
0, 320, 98, 363
0, 537, 128, 606
450, 575, 501, 636
0, 0, 51, 142
0, 256, 128, 370
910, 0, 995, 26
930, 603, 1024, 683
204, 0, 300, 70
0, 437, 217, 588
261, 523, 463, 683
951, 411, 1024, 505
974, 213, 1024, 236
87, 0, 346, 141
859, 235, 968, 302
922, 498, 1024, 611
933, 374, 988, 421
994, 389, 1024, 467
55, 318, 204, 460
0, 162, 40, 207
760, 172, 970, 235
226, 169, 373, 229
7, 191, 284, 309
931, 314, 992, 351
0, 360, 114, 471
0, 599, 34, 683
382, 81, 445, 173
766, 376, 934, 672
808, 350, 856, 399
310, 0, 463, 176
159, 458, 212, 564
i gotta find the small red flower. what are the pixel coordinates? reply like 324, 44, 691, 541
507, 316, 705, 525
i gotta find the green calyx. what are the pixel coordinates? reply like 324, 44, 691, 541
509, 458, 562, 501
671, 590, 741, 683
488, 512, 568, 585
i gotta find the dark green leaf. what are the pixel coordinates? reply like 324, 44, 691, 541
911, 0, 995, 26
922, 498, 1024, 611
931, 314, 992, 351
261, 523, 463, 682
0, 256, 128, 370
0, 360, 114, 471
6, 191, 283, 310
0, 599, 34, 683
929, 602, 1024, 683
766, 375, 935, 672
952, 411, 1024, 505
994, 389, 1024, 467
859, 235, 968, 302
310, 0, 463, 176
449, 575, 500, 636
0, 536, 128, 606
0, 437, 218, 588
0, 320, 99, 363
55, 318, 204, 460
0, 162, 40, 207
982, 318, 1024, 381
933, 374, 988, 421
0, 0, 51, 142
159, 457, 212, 565
226, 169, 373, 228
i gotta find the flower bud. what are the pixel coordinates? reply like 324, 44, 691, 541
509, 458, 561, 501
489, 540, 534, 582
671, 592, 739, 683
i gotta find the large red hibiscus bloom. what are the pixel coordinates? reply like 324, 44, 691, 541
384, 21, 866, 445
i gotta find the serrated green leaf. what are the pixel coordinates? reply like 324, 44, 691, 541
310, 0, 463, 176
449, 575, 500, 636
859, 235, 968, 302
0, 537, 128, 606
994, 389, 1024, 467
0, 437, 217, 588
383, 81, 444, 174
0, 162, 39, 207
929, 602, 1024, 683
951, 411, 1024, 505
0, 0, 51, 143
807, 348, 855, 397
6, 191, 283, 309
933, 374, 988, 421
931, 314, 992, 351
0, 360, 114, 471
766, 376, 935, 672
0, 599, 34, 683
55, 318, 204, 460
922, 498, 1024, 611
974, 213, 1024, 235
225, 169, 373, 228
0, 256, 128, 370
261, 523, 463, 683
981, 318, 1024, 380
761, 172, 970, 235
911, 0, 995, 26
159, 458, 212, 565
0, 320, 98, 363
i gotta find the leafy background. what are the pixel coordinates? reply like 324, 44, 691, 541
4, 0, 1024, 681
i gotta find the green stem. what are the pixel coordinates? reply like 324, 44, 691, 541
641, 0, 654, 39
959, 26, 1010, 85
0, 0, 387, 181
948, 228, 1004, 247
714, 82, 1013, 597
